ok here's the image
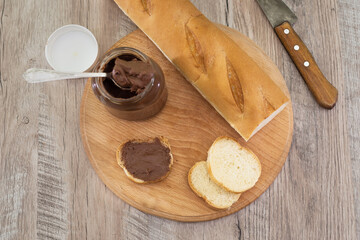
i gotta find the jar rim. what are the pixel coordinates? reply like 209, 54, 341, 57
94, 47, 155, 104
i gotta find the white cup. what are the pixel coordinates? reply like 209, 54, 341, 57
45, 24, 98, 73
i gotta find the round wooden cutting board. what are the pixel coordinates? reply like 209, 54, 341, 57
80, 26, 293, 222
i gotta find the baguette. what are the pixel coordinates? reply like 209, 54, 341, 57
114, 0, 289, 141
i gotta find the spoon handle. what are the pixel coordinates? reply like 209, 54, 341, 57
23, 68, 107, 83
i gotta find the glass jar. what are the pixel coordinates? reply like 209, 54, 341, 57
92, 47, 168, 120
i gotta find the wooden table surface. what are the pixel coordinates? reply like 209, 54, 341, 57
0, 0, 358, 239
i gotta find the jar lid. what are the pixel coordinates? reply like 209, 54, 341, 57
45, 24, 98, 72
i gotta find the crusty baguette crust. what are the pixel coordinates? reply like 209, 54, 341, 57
188, 161, 240, 210
207, 136, 262, 193
116, 136, 173, 184
113, 0, 289, 141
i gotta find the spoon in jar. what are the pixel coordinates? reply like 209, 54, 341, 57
23, 68, 132, 91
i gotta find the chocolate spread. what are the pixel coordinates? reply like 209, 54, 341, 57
112, 57, 154, 94
95, 50, 168, 120
121, 138, 171, 181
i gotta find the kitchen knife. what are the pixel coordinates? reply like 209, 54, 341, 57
256, 0, 338, 109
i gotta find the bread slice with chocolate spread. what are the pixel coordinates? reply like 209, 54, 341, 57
116, 136, 173, 184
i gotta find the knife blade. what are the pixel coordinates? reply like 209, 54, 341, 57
256, 0, 338, 109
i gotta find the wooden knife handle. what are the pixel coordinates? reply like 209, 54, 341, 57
274, 22, 338, 109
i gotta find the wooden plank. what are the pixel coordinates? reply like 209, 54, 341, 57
66, 1, 136, 240
338, 0, 360, 236
0, 0, 40, 239
28, 1, 102, 238
228, 1, 284, 239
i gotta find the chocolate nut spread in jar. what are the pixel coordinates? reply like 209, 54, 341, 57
92, 47, 167, 120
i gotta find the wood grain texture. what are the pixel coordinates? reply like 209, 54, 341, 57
80, 28, 293, 221
0, 0, 358, 239
274, 22, 338, 109
338, 0, 360, 236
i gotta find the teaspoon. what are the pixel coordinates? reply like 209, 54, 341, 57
23, 68, 132, 91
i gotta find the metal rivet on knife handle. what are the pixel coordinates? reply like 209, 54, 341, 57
274, 22, 338, 109
255, 0, 338, 109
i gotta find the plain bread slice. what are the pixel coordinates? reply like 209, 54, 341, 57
188, 161, 240, 209
207, 137, 261, 193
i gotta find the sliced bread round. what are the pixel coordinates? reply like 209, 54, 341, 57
207, 137, 261, 193
188, 161, 241, 209
116, 136, 173, 184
